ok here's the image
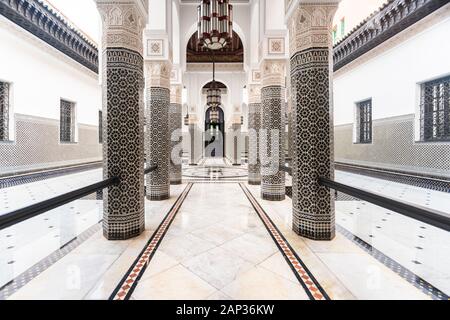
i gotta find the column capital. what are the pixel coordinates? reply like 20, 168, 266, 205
287, 1, 339, 56
170, 64, 183, 85
261, 59, 286, 88
95, 0, 148, 54
170, 84, 182, 104
231, 115, 242, 126
248, 84, 262, 105
188, 114, 198, 125
145, 60, 172, 89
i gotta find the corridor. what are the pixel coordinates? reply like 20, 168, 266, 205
1, 0, 449, 306
2, 159, 447, 300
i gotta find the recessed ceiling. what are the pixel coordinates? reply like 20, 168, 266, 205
187, 31, 243, 63
180, 0, 249, 3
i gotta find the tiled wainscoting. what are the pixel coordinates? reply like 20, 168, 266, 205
334, 114, 450, 179
0, 114, 102, 176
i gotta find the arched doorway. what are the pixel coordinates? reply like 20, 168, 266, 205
205, 106, 225, 158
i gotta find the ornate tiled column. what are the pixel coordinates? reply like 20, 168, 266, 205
169, 84, 182, 184
95, 0, 147, 240
260, 59, 286, 201
145, 61, 171, 200
231, 118, 242, 166
288, 1, 339, 240
248, 84, 262, 185
286, 82, 293, 168
188, 116, 198, 165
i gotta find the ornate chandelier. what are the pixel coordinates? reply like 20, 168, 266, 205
197, 0, 233, 50
206, 60, 221, 124
209, 108, 220, 124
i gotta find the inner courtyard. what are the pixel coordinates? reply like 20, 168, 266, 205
0, 0, 449, 301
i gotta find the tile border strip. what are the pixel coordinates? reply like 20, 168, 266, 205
239, 183, 330, 301
336, 224, 449, 300
0, 222, 102, 300
109, 183, 194, 301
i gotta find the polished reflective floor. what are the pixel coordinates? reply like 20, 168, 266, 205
1, 158, 448, 300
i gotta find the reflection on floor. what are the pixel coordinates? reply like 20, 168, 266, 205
335, 171, 450, 216
1, 158, 447, 300
0, 169, 102, 215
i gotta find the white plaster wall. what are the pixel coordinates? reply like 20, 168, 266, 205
265, 0, 285, 31
250, 1, 260, 66
148, 0, 167, 30
0, 16, 101, 127
333, 14, 450, 129
172, 0, 181, 65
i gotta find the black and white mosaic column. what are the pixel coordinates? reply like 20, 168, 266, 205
169, 84, 182, 185
95, 0, 147, 240
260, 60, 286, 201
231, 121, 241, 166
189, 122, 196, 165
248, 84, 261, 185
145, 61, 171, 200
288, 2, 339, 240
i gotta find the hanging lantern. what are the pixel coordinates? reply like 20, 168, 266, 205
206, 86, 221, 107
206, 58, 221, 124
184, 104, 190, 126
210, 108, 220, 124
197, 0, 233, 51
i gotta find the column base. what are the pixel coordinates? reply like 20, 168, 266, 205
147, 193, 170, 201
292, 208, 335, 240
261, 192, 285, 201
248, 172, 261, 185
261, 182, 285, 201
170, 180, 182, 185
292, 226, 335, 241
147, 184, 170, 201
103, 223, 144, 241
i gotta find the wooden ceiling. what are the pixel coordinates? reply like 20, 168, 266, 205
203, 81, 227, 89
187, 31, 243, 63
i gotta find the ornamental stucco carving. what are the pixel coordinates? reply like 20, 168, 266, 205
248, 84, 262, 104
261, 60, 286, 88
288, 4, 338, 56
145, 60, 172, 89
170, 84, 183, 105
96, 1, 146, 54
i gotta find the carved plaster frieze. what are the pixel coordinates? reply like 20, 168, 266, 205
170, 84, 182, 105
186, 63, 244, 72
288, 3, 338, 56
248, 84, 262, 105
96, 1, 147, 54
261, 59, 286, 88
144, 60, 172, 89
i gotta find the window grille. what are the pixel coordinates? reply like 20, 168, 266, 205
60, 99, 75, 143
357, 99, 372, 144
0, 81, 10, 141
420, 76, 450, 142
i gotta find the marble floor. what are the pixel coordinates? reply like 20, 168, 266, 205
0, 169, 102, 216
0, 158, 448, 300
335, 171, 450, 216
